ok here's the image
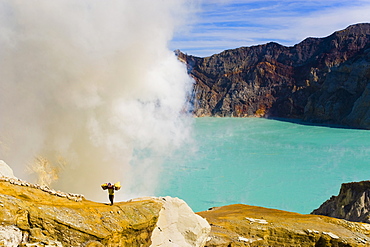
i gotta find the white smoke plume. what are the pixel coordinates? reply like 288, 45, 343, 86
0, 0, 196, 202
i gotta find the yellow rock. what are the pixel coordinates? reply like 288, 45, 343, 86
0, 180, 161, 246
4, 176, 370, 246
198, 204, 370, 246
0, 178, 210, 246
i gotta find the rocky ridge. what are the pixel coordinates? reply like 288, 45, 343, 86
179, 23, 370, 129
0, 176, 84, 202
0, 176, 210, 247
312, 180, 370, 224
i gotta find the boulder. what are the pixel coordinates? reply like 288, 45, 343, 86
149, 196, 210, 246
0, 225, 23, 247
0, 160, 15, 178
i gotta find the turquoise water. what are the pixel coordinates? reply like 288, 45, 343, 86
158, 117, 370, 214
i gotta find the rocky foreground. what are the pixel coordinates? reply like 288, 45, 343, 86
1, 177, 370, 246
199, 205, 370, 247
0, 177, 210, 247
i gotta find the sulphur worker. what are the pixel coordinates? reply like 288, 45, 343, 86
101, 182, 121, 205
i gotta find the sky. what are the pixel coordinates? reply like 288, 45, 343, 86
170, 0, 370, 57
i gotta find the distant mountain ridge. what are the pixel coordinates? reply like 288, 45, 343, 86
178, 23, 370, 129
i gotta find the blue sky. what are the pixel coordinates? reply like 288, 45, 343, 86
170, 0, 370, 57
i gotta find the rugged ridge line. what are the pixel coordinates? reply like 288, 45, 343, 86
179, 23, 370, 129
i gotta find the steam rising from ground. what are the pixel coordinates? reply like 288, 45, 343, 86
0, 0, 195, 201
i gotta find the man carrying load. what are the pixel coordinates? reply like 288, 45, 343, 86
101, 182, 121, 205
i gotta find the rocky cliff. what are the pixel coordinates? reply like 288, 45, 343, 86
179, 23, 370, 129
304, 47, 370, 128
0, 176, 210, 247
198, 204, 370, 247
312, 180, 370, 224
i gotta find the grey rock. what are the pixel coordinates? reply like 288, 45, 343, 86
312, 180, 370, 223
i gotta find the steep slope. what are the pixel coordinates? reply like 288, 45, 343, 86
312, 181, 370, 224
304, 47, 370, 128
179, 23, 370, 128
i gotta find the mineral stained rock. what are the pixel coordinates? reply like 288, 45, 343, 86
0, 177, 210, 247
179, 23, 370, 129
304, 48, 370, 128
198, 204, 370, 247
1, 161, 370, 247
312, 180, 370, 224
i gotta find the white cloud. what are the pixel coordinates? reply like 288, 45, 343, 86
172, 0, 370, 57
0, 0, 195, 201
